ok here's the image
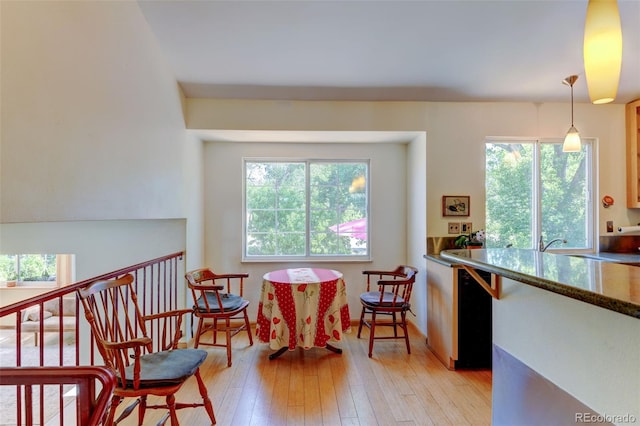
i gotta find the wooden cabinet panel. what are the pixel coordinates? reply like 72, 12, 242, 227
426, 258, 492, 370
426, 259, 456, 369
627, 99, 640, 208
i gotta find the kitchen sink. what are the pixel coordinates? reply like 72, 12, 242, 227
569, 252, 640, 266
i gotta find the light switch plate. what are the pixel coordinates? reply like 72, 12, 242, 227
461, 222, 473, 233
606, 221, 613, 233
448, 222, 460, 234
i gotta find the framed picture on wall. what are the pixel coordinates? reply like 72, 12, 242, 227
442, 195, 470, 217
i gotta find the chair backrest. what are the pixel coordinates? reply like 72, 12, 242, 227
396, 266, 417, 304
185, 268, 248, 313
185, 268, 247, 296
77, 274, 186, 388
363, 265, 417, 289
363, 265, 418, 309
397, 265, 418, 280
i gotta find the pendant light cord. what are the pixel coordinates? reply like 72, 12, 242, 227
570, 82, 574, 127
563, 75, 578, 127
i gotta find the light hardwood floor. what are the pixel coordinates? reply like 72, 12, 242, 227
116, 323, 492, 425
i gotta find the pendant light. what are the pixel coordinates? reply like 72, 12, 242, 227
562, 75, 581, 153
584, 0, 622, 104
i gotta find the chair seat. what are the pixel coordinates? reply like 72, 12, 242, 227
195, 292, 246, 313
121, 348, 207, 388
360, 291, 407, 307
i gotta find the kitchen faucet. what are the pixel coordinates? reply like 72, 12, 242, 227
539, 236, 567, 252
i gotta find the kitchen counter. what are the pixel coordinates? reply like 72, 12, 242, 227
424, 253, 457, 267
440, 248, 640, 319
438, 248, 639, 424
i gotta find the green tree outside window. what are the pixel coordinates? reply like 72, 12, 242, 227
245, 160, 369, 259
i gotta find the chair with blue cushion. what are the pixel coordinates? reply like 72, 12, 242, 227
357, 265, 418, 358
185, 268, 253, 367
78, 274, 216, 425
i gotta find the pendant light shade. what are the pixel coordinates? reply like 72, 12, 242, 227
563, 126, 582, 152
584, 0, 622, 104
562, 75, 581, 153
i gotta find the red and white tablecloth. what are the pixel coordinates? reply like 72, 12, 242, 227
256, 268, 351, 351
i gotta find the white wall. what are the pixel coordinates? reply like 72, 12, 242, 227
187, 98, 640, 238
0, 219, 187, 335
407, 133, 428, 332
423, 101, 638, 236
1, 1, 187, 222
0, 219, 186, 284
494, 276, 640, 422
183, 129, 206, 271
0, 2, 196, 296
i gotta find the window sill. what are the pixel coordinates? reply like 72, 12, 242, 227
242, 256, 372, 263
1, 283, 58, 289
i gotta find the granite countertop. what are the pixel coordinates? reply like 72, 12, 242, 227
424, 253, 458, 267
439, 248, 640, 319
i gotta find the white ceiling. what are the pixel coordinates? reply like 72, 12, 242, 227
137, 0, 640, 105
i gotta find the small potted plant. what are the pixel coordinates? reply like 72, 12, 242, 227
454, 230, 485, 249
4, 272, 18, 287
1, 265, 18, 287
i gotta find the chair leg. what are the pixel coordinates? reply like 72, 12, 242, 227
368, 311, 376, 358
194, 318, 205, 349
402, 311, 411, 354
226, 317, 232, 367
392, 312, 398, 337
106, 395, 121, 425
244, 310, 254, 345
137, 395, 147, 426
194, 369, 217, 425
166, 393, 179, 425
357, 306, 366, 338
112, 397, 140, 424
213, 318, 218, 344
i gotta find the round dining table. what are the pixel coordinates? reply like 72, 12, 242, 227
255, 267, 351, 359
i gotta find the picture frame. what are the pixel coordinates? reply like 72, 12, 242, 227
442, 195, 470, 217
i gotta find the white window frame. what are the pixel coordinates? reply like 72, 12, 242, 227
242, 158, 371, 262
1, 254, 75, 288
485, 137, 597, 253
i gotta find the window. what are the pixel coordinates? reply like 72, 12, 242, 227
0, 254, 74, 287
244, 159, 369, 260
485, 139, 594, 250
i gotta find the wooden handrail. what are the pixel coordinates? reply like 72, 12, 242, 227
0, 252, 185, 424
0, 366, 116, 426
0, 251, 184, 318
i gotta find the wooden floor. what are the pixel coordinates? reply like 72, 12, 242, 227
116, 324, 492, 425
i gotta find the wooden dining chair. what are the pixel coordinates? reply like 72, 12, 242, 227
357, 265, 418, 358
77, 274, 216, 426
185, 268, 253, 367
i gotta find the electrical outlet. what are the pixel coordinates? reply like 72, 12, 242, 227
606, 221, 614, 233
448, 222, 460, 234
